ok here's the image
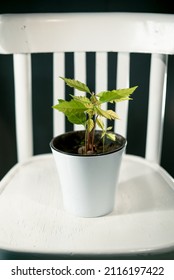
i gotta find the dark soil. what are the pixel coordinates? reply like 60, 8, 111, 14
50, 130, 126, 156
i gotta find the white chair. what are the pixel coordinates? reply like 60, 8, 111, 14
0, 13, 174, 259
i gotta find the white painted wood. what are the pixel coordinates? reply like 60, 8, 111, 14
0, 154, 173, 254
74, 52, 86, 94
53, 52, 65, 136
1, 13, 174, 54
74, 52, 86, 131
116, 52, 130, 137
95, 52, 107, 93
145, 54, 168, 164
13, 54, 33, 162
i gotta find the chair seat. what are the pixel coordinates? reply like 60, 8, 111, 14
0, 154, 174, 256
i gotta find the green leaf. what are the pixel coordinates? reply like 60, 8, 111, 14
96, 107, 110, 119
106, 110, 120, 120
90, 95, 100, 105
56, 99, 64, 103
67, 112, 86, 125
96, 107, 119, 120
106, 126, 113, 131
96, 118, 105, 130
86, 108, 95, 119
106, 132, 116, 141
53, 99, 87, 112
60, 77, 91, 94
53, 99, 87, 125
86, 119, 94, 132
97, 86, 138, 103
71, 95, 92, 108
101, 131, 106, 139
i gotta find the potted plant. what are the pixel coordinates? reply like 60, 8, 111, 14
50, 77, 137, 217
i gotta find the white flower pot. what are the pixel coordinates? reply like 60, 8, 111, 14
50, 131, 126, 218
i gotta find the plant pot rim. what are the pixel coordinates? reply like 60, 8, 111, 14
50, 130, 126, 158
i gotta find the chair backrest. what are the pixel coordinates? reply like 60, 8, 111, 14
0, 13, 174, 165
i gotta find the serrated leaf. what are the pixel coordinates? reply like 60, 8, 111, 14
86, 108, 95, 118
60, 77, 91, 94
107, 110, 120, 120
67, 112, 86, 125
96, 118, 105, 130
106, 132, 116, 141
96, 107, 119, 120
71, 95, 93, 108
53, 99, 86, 112
53, 99, 87, 124
96, 107, 112, 119
86, 118, 94, 132
97, 86, 138, 103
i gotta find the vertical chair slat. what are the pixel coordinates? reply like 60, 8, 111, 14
145, 53, 168, 164
53, 52, 65, 136
74, 52, 86, 91
74, 52, 86, 131
116, 52, 130, 137
13, 54, 33, 162
95, 52, 108, 127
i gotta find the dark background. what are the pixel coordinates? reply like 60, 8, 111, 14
0, 0, 174, 14
0, 0, 174, 260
